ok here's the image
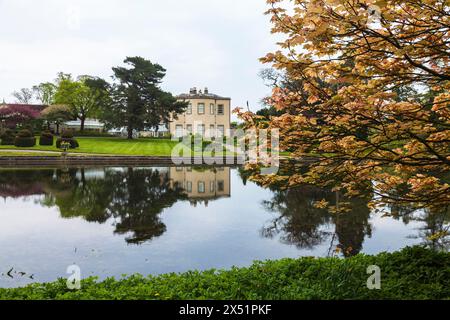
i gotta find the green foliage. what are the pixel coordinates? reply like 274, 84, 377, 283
0, 247, 448, 300
53, 75, 109, 131
14, 130, 36, 147
0, 129, 16, 145
39, 131, 54, 146
105, 56, 187, 139
61, 130, 75, 139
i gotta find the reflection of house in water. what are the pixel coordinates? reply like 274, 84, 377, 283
169, 167, 231, 206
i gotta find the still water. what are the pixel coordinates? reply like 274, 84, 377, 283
0, 166, 447, 288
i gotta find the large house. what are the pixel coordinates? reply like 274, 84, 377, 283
169, 87, 231, 138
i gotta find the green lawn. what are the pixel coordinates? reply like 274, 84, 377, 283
0, 137, 180, 156
0, 137, 234, 156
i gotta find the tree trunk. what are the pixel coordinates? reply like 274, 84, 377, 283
56, 123, 60, 135
80, 117, 86, 132
127, 125, 134, 140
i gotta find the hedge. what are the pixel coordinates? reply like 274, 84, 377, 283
39, 131, 54, 146
0, 129, 15, 145
14, 130, 36, 147
0, 246, 448, 300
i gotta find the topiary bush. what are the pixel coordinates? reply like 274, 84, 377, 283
61, 130, 75, 139
14, 129, 36, 148
39, 131, 54, 146
56, 130, 79, 149
0, 129, 16, 145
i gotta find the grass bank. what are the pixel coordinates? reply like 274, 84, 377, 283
0, 137, 232, 157
0, 247, 448, 300
0, 137, 179, 156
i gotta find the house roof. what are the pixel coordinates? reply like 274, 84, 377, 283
177, 90, 231, 101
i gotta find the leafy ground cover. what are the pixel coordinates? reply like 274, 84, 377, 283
1, 247, 448, 300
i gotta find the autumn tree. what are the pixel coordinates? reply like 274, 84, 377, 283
238, 0, 450, 210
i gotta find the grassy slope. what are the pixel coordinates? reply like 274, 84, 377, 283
0, 137, 179, 156
0, 247, 448, 300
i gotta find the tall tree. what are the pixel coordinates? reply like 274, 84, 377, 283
106, 56, 187, 139
32, 82, 57, 105
54, 75, 109, 131
12, 88, 33, 104
238, 0, 450, 210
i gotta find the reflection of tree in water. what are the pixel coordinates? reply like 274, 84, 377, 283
0, 169, 54, 198
39, 167, 186, 245
333, 196, 372, 257
41, 168, 112, 223
261, 184, 372, 257
390, 203, 450, 251
107, 168, 186, 244
262, 186, 334, 249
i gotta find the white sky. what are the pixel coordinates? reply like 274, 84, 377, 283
0, 0, 278, 118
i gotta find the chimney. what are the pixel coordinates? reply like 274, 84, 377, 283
204, 87, 209, 94
189, 87, 197, 95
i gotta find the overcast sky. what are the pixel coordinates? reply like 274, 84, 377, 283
0, 0, 278, 117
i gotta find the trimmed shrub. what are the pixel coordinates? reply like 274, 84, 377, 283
0, 129, 15, 145
61, 130, 75, 139
56, 137, 79, 149
14, 129, 36, 148
74, 130, 112, 137
39, 131, 54, 146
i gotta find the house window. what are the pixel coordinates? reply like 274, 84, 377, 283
186, 103, 192, 115
217, 125, 225, 137
209, 125, 215, 137
217, 104, 224, 115
210, 181, 215, 192
175, 125, 183, 138
186, 124, 192, 134
197, 124, 205, 136
198, 103, 205, 114
186, 181, 192, 193
210, 103, 215, 115
198, 181, 205, 193
217, 180, 224, 192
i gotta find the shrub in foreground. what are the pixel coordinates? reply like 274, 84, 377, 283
14, 129, 36, 148
0, 247, 448, 300
39, 131, 54, 146
0, 129, 15, 145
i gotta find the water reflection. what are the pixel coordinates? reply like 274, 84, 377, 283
1, 166, 449, 288
0, 166, 448, 252
259, 185, 372, 257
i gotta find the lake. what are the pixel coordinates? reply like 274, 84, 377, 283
0, 166, 447, 288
